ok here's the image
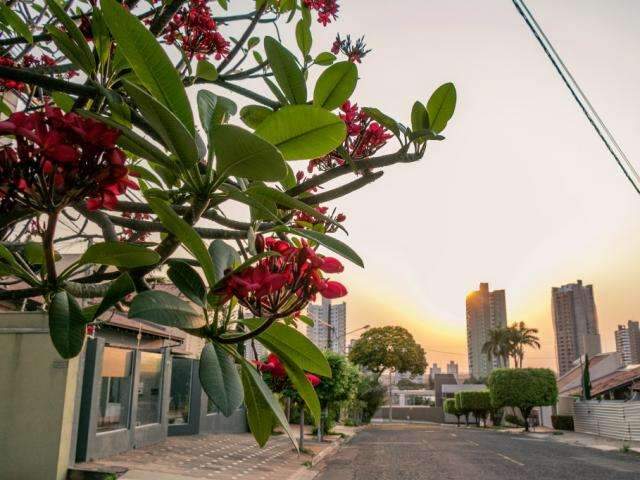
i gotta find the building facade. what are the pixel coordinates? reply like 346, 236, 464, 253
466, 283, 508, 379
552, 280, 602, 376
446, 360, 459, 379
429, 363, 442, 382
306, 298, 347, 354
615, 320, 640, 366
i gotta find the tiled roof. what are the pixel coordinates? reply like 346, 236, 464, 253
562, 365, 640, 397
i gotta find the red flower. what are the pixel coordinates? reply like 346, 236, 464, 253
305, 373, 321, 387
304, 0, 339, 26
319, 280, 347, 299
320, 257, 344, 273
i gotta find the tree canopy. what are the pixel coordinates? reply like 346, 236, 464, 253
348, 326, 427, 378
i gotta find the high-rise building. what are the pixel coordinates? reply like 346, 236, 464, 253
552, 279, 602, 376
615, 320, 640, 366
429, 363, 442, 381
306, 297, 347, 354
466, 283, 508, 379
446, 360, 459, 379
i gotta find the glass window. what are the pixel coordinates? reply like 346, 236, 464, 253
168, 357, 192, 425
136, 351, 163, 426
98, 347, 133, 432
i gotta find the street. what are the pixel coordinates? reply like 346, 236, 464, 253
313, 423, 640, 480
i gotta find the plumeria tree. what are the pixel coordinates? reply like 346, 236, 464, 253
0, 0, 456, 447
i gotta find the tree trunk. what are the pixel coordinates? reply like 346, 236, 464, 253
522, 407, 531, 432
299, 408, 305, 450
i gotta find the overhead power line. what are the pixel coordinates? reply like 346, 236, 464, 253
512, 0, 640, 195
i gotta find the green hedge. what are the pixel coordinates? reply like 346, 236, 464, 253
551, 415, 574, 431
455, 390, 491, 426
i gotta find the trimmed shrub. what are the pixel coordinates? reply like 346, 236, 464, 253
488, 368, 558, 431
551, 415, 574, 431
505, 413, 525, 427
455, 390, 491, 426
444, 398, 463, 426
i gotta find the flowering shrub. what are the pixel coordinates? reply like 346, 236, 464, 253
0, 0, 456, 449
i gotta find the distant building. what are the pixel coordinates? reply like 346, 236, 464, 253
552, 280, 602, 376
395, 371, 425, 384
429, 363, 442, 381
446, 361, 459, 379
615, 320, 640, 366
306, 297, 347, 354
466, 283, 508, 379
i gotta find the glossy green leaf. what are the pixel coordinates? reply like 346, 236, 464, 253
263, 77, 289, 105
295, 20, 312, 57
51, 92, 74, 113
255, 105, 346, 160
243, 318, 331, 377
210, 124, 287, 182
239, 105, 273, 129
208, 239, 240, 283
167, 260, 206, 306
196, 60, 219, 81
79, 242, 160, 268
91, 273, 136, 320
313, 61, 358, 111
283, 361, 321, 426
411, 101, 429, 133
47, 27, 94, 74
146, 196, 217, 286
200, 343, 244, 416
274, 226, 363, 267
91, 8, 111, 66
129, 290, 205, 328
239, 357, 297, 448
264, 36, 307, 104
426, 82, 456, 133
45, 0, 94, 72
362, 107, 400, 137
49, 291, 86, 359
123, 81, 199, 167
314, 52, 336, 66
101, 0, 194, 133
0, 3, 32, 43
197, 90, 237, 132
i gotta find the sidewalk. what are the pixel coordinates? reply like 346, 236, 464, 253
75, 425, 360, 480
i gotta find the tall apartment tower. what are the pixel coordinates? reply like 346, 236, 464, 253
466, 283, 508, 379
551, 280, 602, 376
306, 298, 347, 354
446, 360, 459, 379
615, 320, 640, 366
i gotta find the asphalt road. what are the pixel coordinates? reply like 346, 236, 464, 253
313, 423, 640, 480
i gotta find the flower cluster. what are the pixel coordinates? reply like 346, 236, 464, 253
163, 0, 230, 61
218, 235, 347, 318
118, 211, 152, 242
0, 106, 137, 213
0, 54, 78, 93
331, 34, 370, 63
307, 101, 392, 174
294, 205, 346, 233
304, 0, 339, 26
256, 353, 321, 392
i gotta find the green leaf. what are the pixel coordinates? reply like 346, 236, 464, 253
146, 196, 217, 286
313, 61, 358, 111
210, 124, 287, 182
295, 20, 312, 57
255, 105, 346, 161
426, 82, 456, 133
411, 101, 429, 133
101, 0, 194, 133
239, 357, 297, 448
264, 36, 307, 104
197, 90, 237, 132
282, 361, 321, 426
274, 226, 363, 267
362, 107, 400, 137
79, 242, 160, 268
200, 343, 244, 416
239, 105, 273, 129
263, 77, 289, 105
243, 318, 331, 377
49, 291, 86, 359
128, 290, 205, 328
45, 0, 94, 72
51, 92, 74, 113
208, 239, 240, 283
314, 52, 336, 66
90, 273, 136, 320
297, 314, 314, 327
0, 3, 32, 43
0, 98, 11, 117
47, 27, 94, 74
196, 60, 219, 81
246, 185, 344, 232
123, 81, 199, 168
167, 260, 206, 307
91, 8, 111, 66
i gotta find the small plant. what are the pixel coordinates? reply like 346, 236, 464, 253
620, 442, 631, 453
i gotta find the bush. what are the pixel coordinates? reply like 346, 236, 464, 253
551, 415, 574, 431
488, 368, 558, 431
444, 398, 464, 426
455, 390, 492, 426
358, 376, 386, 423
505, 414, 525, 427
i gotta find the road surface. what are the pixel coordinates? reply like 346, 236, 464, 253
313, 423, 640, 480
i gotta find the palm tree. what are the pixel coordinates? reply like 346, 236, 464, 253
482, 327, 511, 368
508, 321, 541, 368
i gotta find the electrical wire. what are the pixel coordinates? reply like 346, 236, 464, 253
512, 0, 640, 195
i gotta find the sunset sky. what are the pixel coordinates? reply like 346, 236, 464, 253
296, 0, 640, 372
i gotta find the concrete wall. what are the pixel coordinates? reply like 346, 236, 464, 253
0, 312, 83, 480
374, 406, 445, 423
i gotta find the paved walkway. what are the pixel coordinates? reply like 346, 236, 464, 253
79, 426, 355, 480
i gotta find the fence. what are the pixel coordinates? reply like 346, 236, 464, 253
373, 406, 444, 423
573, 400, 640, 441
